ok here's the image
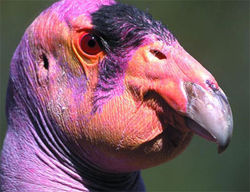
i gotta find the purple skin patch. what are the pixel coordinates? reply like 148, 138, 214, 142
1, 1, 146, 191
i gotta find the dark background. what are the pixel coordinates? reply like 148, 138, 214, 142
0, 0, 249, 191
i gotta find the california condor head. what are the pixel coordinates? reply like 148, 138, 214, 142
0, 0, 233, 191
60, 1, 232, 171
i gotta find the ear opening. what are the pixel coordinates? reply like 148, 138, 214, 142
37, 52, 49, 86
42, 53, 49, 70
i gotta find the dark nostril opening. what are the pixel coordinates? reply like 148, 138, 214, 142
150, 49, 167, 60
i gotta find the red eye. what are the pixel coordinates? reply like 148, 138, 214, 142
80, 34, 102, 55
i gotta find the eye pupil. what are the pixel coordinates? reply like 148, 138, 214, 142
80, 34, 102, 55
88, 39, 96, 47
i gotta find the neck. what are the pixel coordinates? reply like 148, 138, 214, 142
0, 82, 145, 192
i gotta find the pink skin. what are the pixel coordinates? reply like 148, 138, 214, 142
19, 0, 221, 172
0, 0, 232, 191
37, 17, 215, 172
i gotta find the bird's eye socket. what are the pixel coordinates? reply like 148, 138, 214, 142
80, 34, 102, 55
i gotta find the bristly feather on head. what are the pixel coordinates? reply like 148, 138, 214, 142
92, 3, 176, 54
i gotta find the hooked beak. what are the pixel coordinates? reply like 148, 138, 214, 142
184, 82, 233, 153
126, 40, 233, 153
151, 42, 233, 153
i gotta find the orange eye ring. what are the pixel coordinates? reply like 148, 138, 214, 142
79, 33, 102, 55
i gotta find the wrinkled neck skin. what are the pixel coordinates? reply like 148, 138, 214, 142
1, 85, 145, 192
0, 48, 145, 192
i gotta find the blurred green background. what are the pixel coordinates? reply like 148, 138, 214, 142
0, 0, 249, 191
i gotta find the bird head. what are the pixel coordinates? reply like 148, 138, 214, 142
19, 0, 233, 172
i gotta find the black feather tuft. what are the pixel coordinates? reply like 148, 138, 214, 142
91, 3, 175, 54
